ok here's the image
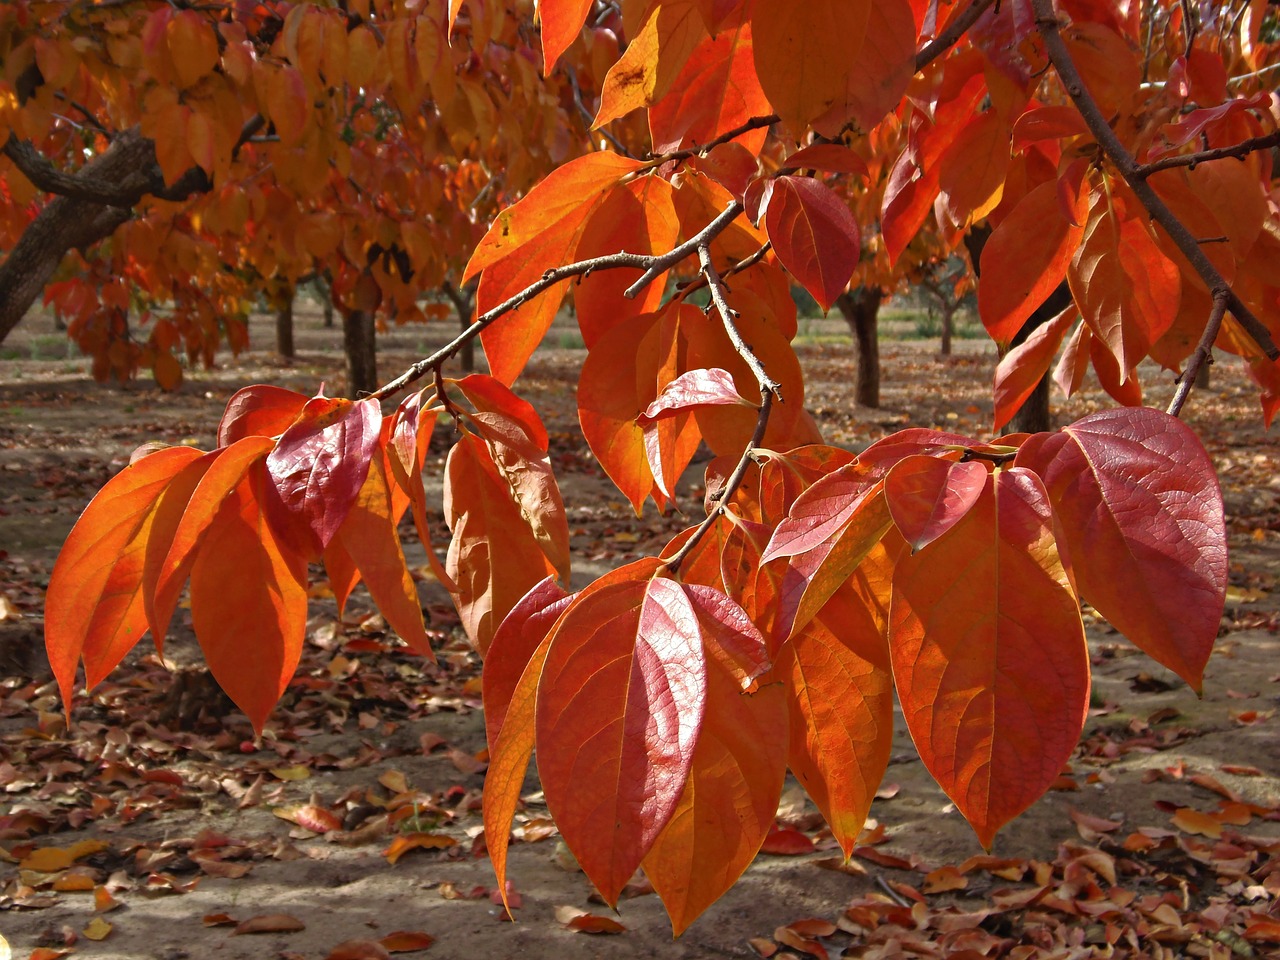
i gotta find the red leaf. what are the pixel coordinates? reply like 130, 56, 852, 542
379, 931, 435, 953
884, 456, 989, 553
217, 385, 309, 447
780, 144, 869, 178
762, 176, 859, 312
46, 445, 203, 709
890, 469, 1090, 848
1015, 408, 1226, 689
540, 0, 593, 71
234, 913, 306, 935
641, 368, 756, 420
265, 396, 382, 556
536, 574, 708, 906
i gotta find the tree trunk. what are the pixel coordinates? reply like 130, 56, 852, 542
343, 309, 378, 396
313, 276, 335, 329
442, 279, 476, 374
940, 302, 955, 356
836, 287, 884, 408
275, 289, 295, 360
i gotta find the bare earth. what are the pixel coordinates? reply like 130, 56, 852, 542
0, 310, 1276, 960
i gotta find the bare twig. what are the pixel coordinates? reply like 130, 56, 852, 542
663, 245, 781, 574
566, 66, 634, 158
915, 0, 997, 71
1167, 288, 1229, 418
1135, 130, 1280, 178
1031, 0, 1279, 372
654, 116, 780, 166
623, 201, 744, 298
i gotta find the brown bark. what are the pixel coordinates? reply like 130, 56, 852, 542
442, 279, 477, 374
276, 294, 295, 360
940, 303, 956, 357
343, 309, 378, 397
836, 286, 884, 408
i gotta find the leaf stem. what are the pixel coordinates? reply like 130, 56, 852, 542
1031, 0, 1279, 369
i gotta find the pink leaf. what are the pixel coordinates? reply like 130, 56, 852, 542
762, 176, 860, 312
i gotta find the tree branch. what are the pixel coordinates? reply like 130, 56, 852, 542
916, 0, 997, 71
663, 246, 780, 575
1167, 288, 1229, 418
623, 201, 745, 298
1031, 0, 1279, 372
1134, 129, 1280, 179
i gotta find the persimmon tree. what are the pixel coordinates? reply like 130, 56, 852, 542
0, 0, 597, 391
40, 0, 1280, 937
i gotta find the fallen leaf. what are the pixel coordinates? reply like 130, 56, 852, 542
83, 917, 113, 941
20, 839, 108, 872
383, 833, 456, 865
1171, 807, 1223, 838
379, 930, 435, 952
234, 914, 306, 934
326, 940, 391, 960
760, 826, 815, 855
270, 765, 312, 781
922, 865, 968, 893
94, 885, 121, 912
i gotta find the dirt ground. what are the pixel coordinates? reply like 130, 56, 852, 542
0, 309, 1277, 960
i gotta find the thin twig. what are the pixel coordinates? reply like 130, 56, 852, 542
653, 116, 780, 166
1031, 0, 1279, 372
1167, 288, 1229, 418
623, 201, 744, 299
1135, 130, 1280, 178
368, 204, 748, 401
915, 0, 997, 71
566, 66, 634, 158
663, 246, 781, 574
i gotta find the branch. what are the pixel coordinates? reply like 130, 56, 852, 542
1134, 129, 1280, 178
663, 246, 780, 575
653, 115, 780, 166
623, 201, 744, 298
915, 0, 997, 71
1167, 287, 1229, 418
1031, 0, 1279, 372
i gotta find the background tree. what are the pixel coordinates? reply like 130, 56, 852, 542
30, 0, 1280, 938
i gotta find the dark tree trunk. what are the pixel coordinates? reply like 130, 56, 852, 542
343, 309, 378, 396
836, 287, 884, 408
442, 279, 477, 374
275, 289, 295, 360
313, 276, 335, 329
940, 303, 956, 357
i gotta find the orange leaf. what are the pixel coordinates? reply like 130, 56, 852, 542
539, 0, 594, 72
265, 65, 310, 148
595, 0, 706, 126
379, 931, 435, 953
782, 580, 894, 855
444, 435, 558, 653
46, 445, 204, 709
234, 914, 306, 934
166, 10, 220, 89
751, 0, 871, 127
335, 455, 433, 660
812, 0, 916, 136
536, 573, 708, 907
189, 464, 309, 733
890, 470, 1089, 848
978, 178, 1087, 346
642, 658, 787, 935
383, 833, 456, 865
217, 385, 309, 446
992, 306, 1078, 433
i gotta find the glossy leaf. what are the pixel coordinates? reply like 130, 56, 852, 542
265, 396, 382, 557
884, 456, 989, 552
45, 445, 203, 709
536, 574, 708, 907
890, 469, 1090, 848
1014, 408, 1226, 689
761, 176, 859, 312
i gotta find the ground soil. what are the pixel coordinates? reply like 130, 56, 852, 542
0, 309, 1277, 960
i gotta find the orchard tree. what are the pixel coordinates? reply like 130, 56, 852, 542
0, 0, 597, 391
39, 0, 1280, 937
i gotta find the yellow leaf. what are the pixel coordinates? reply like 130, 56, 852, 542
270, 765, 312, 781
83, 917, 113, 941
20, 839, 109, 873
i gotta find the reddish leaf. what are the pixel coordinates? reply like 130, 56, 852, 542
890, 469, 1090, 848
683, 583, 771, 687
326, 940, 391, 960
379, 931, 435, 953
761, 176, 859, 312
265, 396, 382, 557
483, 577, 572, 749
46, 445, 203, 709
992, 306, 1078, 433
537, 574, 708, 907
539, 0, 593, 71
641, 368, 755, 421
1015, 408, 1226, 689
383, 833, 456, 865
812, 0, 916, 136
217, 385, 309, 447
190, 464, 309, 733
978, 178, 1088, 346
759, 827, 815, 855
642, 663, 786, 935
234, 914, 306, 935
780, 144, 869, 178
885, 456, 989, 553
